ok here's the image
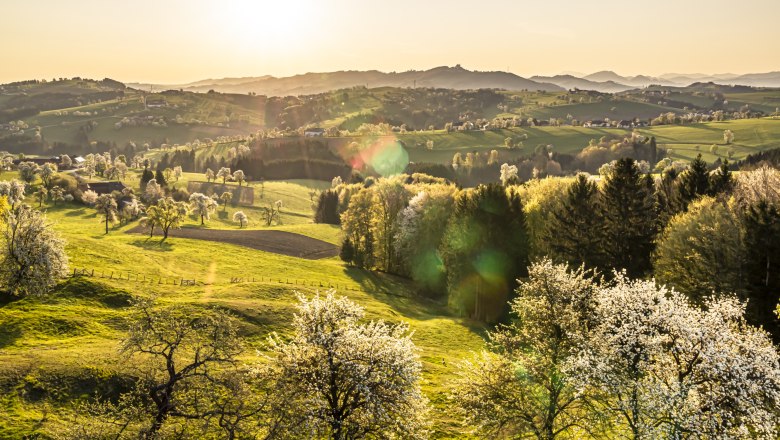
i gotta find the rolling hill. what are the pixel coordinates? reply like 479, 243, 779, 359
129, 65, 565, 95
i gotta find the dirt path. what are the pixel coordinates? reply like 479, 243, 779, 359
126, 226, 338, 260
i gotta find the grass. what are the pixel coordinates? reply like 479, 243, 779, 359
0, 181, 486, 438
396, 118, 780, 165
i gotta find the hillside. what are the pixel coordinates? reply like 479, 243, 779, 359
0, 173, 487, 438
130, 65, 564, 95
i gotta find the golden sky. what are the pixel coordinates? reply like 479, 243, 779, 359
2, 0, 779, 84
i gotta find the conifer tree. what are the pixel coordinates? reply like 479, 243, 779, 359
546, 173, 603, 269
599, 158, 657, 278
741, 201, 780, 340
441, 184, 528, 322
709, 159, 734, 196
339, 238, 355, 265
676, 153, 710, 209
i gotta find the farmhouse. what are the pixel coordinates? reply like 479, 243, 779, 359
80, 181, 127, 195
304, 128, 325, 137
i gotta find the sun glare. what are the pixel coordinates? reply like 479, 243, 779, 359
218, 0, 321, 50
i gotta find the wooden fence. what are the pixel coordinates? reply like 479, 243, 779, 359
72, 268, 361, 291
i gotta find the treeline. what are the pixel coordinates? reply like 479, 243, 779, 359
155, 139, 352, 182
319, 157, 780, 339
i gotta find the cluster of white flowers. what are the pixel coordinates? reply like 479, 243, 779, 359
499, 163, 518, 186
267, 291, 428, 439
453, 259, 780, 438
0, 205, 69, 296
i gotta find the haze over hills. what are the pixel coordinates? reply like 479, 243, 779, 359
127, 66, 780, 96
129, 65, 565, 96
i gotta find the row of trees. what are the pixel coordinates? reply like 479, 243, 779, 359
324, 159, 779, 335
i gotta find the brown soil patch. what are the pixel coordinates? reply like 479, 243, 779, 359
126, 225, 338, 260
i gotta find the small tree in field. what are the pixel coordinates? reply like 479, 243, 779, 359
205, 168, 215, 183
95, 193, 119, 234
143, 197, 187, 239
35, 187, 48, 208
0, 205, 69, 296
17, 161, 40, 184
723, 129, 735, 144
39, 163, 58, 189
173, 166, 182, 181
188, 193, 217, 225
121, 299, 244, 437
81, 189, 99, 205
49, 186, 65, 206
220, 191, 232, 211
217, 167, 232, 185
267, 292, 429, 439
232, 170, 245, 186
232, 211, 247, 228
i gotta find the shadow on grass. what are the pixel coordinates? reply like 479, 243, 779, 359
129, 238, 173, 252
0, 291, 24, 308
0, 319, 22, 348
63, 207, 88, 217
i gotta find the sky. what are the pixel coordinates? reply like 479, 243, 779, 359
2, 0, 779, 84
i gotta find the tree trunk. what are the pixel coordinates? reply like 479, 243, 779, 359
105, 216, 109, 234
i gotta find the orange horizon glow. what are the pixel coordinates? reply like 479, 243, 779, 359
2, 0, 779, 84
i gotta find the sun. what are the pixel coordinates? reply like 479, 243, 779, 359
217, 0, 321, 49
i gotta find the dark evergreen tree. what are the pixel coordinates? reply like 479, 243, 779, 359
314, 190, 340, 224
741, 201, 780, 340
140, 168, 154, 191
649, 136, 658, 164
708, 159, 734, 196
676, 154, 710, 210
546, 173, 603, 269
339, 238, 355, 265
599, 158, 657, 278
155, 169, 167, 187
440, 184, 528, 323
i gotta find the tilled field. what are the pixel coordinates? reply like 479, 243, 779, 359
126, 225, 338, 259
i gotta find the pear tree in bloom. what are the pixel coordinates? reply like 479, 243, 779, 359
205, 168, 215, 183
39, 163, 58, 189
172, 166, 182, 181
499, 163, 519, 186
452, 259, 596, 439
17, 161, 40, 183
81, 189, 99, 205
232, 169, 245, 186
188, 192, 217, 225
0, 179, 27, 208
217, 167, 232, 185
95, 193, 119, 234
573, 274, 780, 439
143, 179, 164, 205
267, 291, 429, 439
142, 197, 187, 239
232, 211, 247, 228
0, 205, 69, 296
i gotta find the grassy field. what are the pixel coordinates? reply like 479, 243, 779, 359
0, 176, 486, 438
396, 118, 780, 164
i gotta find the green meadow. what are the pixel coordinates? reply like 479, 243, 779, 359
0, 176, 486, 438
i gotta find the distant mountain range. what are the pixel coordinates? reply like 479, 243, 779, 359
128, 66, 780, 96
